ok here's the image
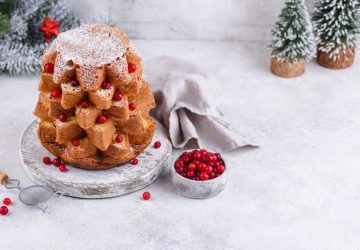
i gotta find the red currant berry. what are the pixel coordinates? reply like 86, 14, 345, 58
188, 163, 196, 172
59, 164, 67, 172
206, 166, 213, 174
0, 206, 8, 215
115, 135, 123, 143
113, 91, 122, 101
209, 172, 215, 179
97, 114, 106, 124
198, 163, 207, 172
175, 160, 184, 169
42, 156, 51, 165
200, 149, 207, 156
186, 171, 195, 179
153, 141, 161, 149
53, 157, 61, 167
81, 100, 89, 109
206, 154, 217, 163
101, 81, 111, 89
199, 172, 209, 181
59, 114, 67, 122
142, 191, 151, 200
183, 157, 192, 164
51, 89, 61, 99
192, 160, 200, 166
70, 80, 80, 87
3, 198, 11, 206
72, 140, 80, 147
128, 102, 136, 111
216, 165, 225, 174
44, 63, 54, 73
193, 152, 201, 160
128, 63, 137, 73
131, 158, 139, 165
215, 153, 222, 160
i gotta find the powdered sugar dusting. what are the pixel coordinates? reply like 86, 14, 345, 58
46, 24, 129, 88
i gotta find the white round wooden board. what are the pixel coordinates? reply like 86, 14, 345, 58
20, 119, 172, 199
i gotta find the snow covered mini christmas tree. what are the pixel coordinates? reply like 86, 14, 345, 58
313, 0, 359, 69
270, 0, 315, 78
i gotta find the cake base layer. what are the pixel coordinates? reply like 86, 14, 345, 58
20, 119, 172, 198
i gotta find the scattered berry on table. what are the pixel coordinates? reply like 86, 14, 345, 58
142, 191, 151, 200
3, 198, 11, 206
0, 206, 8, 215
154, 141, 161, 149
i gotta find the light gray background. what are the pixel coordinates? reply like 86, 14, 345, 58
1, 1, 360, 249
70, 0, 315, 41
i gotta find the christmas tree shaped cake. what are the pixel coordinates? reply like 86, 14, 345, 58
33, 24, 156, 170
270, 0, 315, 77
313, 0, 359, 69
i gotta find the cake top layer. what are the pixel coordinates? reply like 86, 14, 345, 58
46, 23, 129, 67
43, 24, 130, 88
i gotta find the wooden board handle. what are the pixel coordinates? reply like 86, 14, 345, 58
0, 171, 8, 184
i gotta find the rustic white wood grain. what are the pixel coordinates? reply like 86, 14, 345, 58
20, 120, 172, 198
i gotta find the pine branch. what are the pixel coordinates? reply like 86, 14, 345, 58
0, 13, 11, 36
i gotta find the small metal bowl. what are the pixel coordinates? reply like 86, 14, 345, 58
171, 151, 227, 199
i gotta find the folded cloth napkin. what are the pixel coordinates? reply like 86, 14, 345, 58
143, 56, 256, 153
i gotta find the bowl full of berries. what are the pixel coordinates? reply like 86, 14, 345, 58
171, 149, 227, 199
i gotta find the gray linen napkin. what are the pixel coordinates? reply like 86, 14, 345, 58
143, 56, 256, 152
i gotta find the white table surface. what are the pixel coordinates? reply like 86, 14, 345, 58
1, 40, 360, 249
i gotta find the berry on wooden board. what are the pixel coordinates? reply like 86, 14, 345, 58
53, 157, 61, 167
131, 158, 139, 165
42, 156, 51, 165
59, 164, 67, 172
